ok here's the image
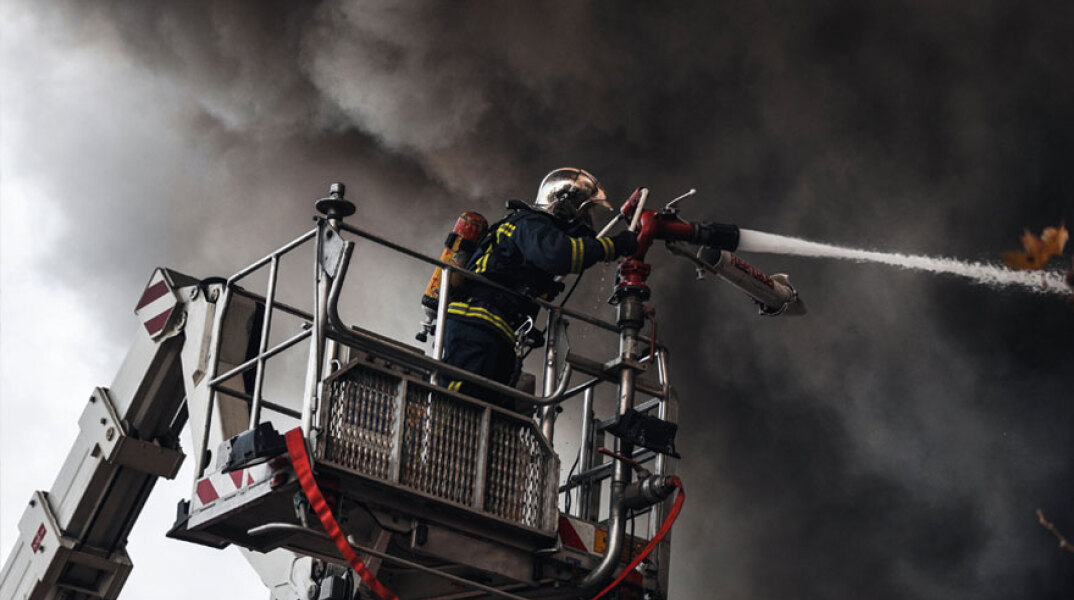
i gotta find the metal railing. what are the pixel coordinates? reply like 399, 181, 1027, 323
194, 192, 680, 576
196, 228, 317, 476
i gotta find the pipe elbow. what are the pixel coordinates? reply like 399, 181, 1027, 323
577, 485, 628, 593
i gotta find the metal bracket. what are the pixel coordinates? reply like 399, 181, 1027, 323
79, 388, 185, 479
318, 221, 348, 279
602, 356, 648, 375
9, 491, 133, 599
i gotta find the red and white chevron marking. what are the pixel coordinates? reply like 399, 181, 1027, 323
135, 269, 178, 339
192, 466, 261, 510
558, 514, 596, 553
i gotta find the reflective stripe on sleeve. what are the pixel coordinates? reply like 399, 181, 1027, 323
599, 237, 614, 260
569, 238, 584, 274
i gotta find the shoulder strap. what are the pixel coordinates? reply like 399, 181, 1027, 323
468, 202, 532, 270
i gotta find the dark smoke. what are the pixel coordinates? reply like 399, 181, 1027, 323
6, 0, 1074, 598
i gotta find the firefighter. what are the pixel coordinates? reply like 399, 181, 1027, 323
441, 167, 639, 408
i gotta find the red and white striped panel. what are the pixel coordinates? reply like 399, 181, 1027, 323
135, 268, 178, 339
558, 514, 597, 553
559, 515, 648, 560
192, 465, 265, 510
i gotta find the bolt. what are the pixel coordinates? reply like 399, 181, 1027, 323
189, 287, 199, 300
209, 288, 220, 302
105, 427, 115, 441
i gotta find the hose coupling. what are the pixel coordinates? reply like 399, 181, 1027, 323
622, 474, 677, 510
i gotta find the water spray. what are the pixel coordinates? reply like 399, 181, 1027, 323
736, 228, 1070, 295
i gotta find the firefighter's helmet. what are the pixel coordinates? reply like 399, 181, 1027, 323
534, 167, 611, 231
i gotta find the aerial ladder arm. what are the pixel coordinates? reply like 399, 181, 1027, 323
0, 268, 255, 600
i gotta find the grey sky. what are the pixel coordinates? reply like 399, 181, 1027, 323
3, 1, 1073, 599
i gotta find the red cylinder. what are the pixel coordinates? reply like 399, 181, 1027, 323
421, 211, 488, 309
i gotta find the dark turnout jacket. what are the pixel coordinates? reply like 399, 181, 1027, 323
446, 208, 621, 343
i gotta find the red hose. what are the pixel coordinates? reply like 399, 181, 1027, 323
589, 476, 685, 600
285, 428, 400, 600
286, 426, 681, 600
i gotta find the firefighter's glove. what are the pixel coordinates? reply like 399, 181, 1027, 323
610, 229, 640, 258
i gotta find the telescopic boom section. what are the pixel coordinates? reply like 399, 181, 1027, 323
0, 268, 258, 600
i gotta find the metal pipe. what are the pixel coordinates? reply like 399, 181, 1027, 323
651, 349, 677, 594
431, 266, 451, 364
581, 481, 628, 591
209, 328, 312, 387
560, 352, 659, 402
576, 387, 595, 518
228, 285, 313, 322
196, 285, 231, 478
228, 229, 317, 285
627, 188, 649, 232
249, 255, 279, 429
579, 292, 644, 592
321, 221, 343, 382
564, 352, 665, 399
302, 224, 328, 435
667, 243, 804, 316
596, 213, 625, 238
539, 309, 560, 442
213, 387, 302, 420
327, 241, 573, 407
561, 448, 656, 491
651, 350, 670, 542
561, 378, 600, 402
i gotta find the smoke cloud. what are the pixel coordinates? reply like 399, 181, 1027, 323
3, 1, 1073, 599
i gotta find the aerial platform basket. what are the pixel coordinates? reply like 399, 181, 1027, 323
315, 352, 560, 544
167, 183, 681, 600
4, 180, 809, 600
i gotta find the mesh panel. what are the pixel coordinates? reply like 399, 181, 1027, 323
484, 416, 549, 528
400, 386, 482, 506
324, 372, 398, 480
322, 364, 554, 531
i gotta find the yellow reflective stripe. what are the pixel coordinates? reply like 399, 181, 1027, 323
446, 303, 515, 341
496, 222, 516, 242
570, 237, 585, 274
447, 380, 462, 392
464, 305, 516, 340
599, 237, 614, 260
474, 251, 490, 273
